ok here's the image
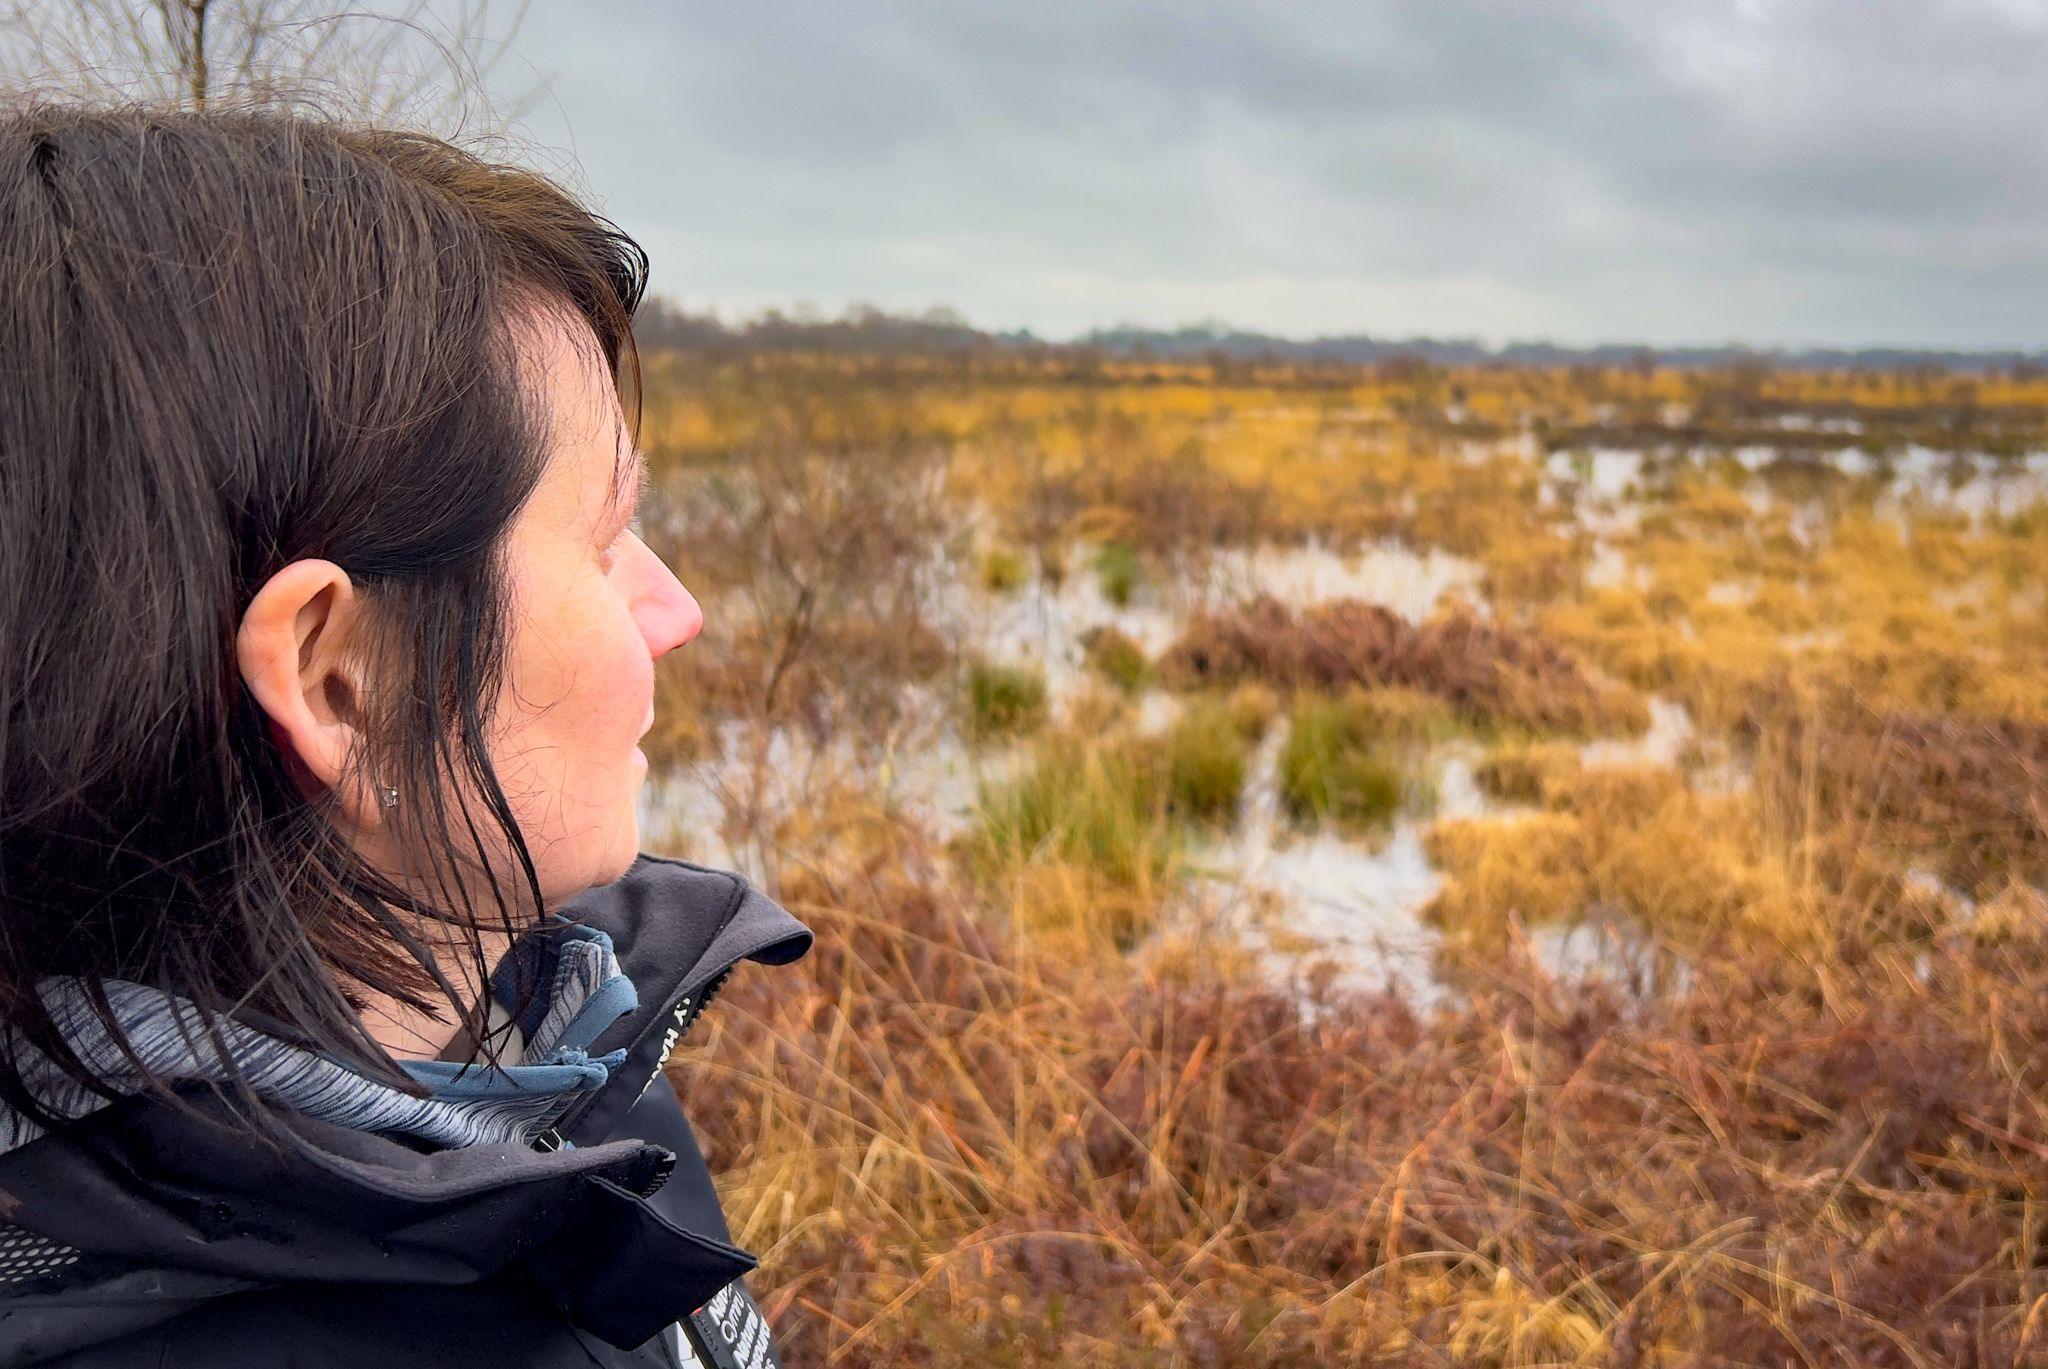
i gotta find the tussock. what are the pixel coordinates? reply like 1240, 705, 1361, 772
1160, 596, 1649, 736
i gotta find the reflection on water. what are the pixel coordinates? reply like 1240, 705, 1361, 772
1543, 437, 2048, 531
1185, 728, 1514, 1000
1580, 696, 1693, 770
644, 427, 2043, 998
1879, 446, 2048, 520
1204, 539, 1484, 623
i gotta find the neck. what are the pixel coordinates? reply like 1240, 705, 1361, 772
352, 926, 517, 1062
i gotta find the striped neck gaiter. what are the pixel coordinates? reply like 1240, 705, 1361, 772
0, 917, 638, 1156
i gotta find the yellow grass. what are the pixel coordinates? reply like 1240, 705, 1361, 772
638, 348, 2048, 1364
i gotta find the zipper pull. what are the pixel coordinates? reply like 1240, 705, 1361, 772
631, 1144, 678, 1199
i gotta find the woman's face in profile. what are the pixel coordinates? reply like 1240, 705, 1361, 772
484, 312, 703, 900
240, 307, 701, 914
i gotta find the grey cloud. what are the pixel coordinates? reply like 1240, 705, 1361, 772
492, 0, 2048, 348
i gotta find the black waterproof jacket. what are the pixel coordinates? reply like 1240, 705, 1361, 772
0, 853, 813, 1367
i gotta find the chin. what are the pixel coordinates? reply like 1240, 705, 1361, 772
525, 789, 645, 897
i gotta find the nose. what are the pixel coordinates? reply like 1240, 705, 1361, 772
672, 583, 704, 647
642, 578, 702, 659
628, 533, 704, 658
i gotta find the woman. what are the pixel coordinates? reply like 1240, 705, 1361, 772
0, 103, 809, 1366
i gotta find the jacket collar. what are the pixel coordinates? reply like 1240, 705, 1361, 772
0, 853, 812, 1355
539, 852, 812, 1150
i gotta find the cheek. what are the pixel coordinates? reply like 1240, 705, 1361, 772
556, 599, 654, 744
497, 577, 653, 771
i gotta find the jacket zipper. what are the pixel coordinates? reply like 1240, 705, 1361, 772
680, 967, 732, 1043
532, 963, 737, 1161
621, 967, 737, 1198
629, 1145, 679, 1198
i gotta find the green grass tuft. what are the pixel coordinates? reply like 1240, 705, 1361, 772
1094, 542, 1142, 607
978, 546, 1029, 593
971, 740, 1180, 889
965, 659, 1048, 740
1083, 626, 1153, 693
1162, 699, 1250, 825
1278, 689, 1436, 833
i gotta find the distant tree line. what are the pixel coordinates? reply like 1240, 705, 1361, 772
1084, 324, 2048, 377
633, 299, 1046, 358
633, 300, 2048, 376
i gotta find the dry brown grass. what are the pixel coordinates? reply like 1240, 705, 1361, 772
680, 807, 2048, 1367
1748, 686, 2048, 898
1159, 596, 1649, 737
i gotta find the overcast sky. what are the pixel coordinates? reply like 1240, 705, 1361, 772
480, 0, 2048, 350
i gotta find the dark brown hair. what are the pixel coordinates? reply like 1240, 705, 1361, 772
0, 101, 648, 1143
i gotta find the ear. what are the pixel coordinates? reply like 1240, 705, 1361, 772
236, 559, 382, 824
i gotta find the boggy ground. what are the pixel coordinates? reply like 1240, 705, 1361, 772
635, 350, 2048, 1366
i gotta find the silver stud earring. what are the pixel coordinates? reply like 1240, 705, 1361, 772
379, 784, 399, 809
